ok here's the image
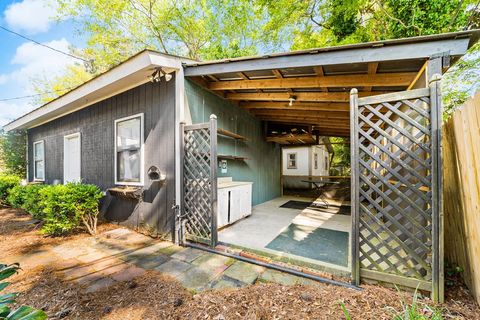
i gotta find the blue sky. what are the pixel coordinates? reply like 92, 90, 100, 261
0, 0, 86, 127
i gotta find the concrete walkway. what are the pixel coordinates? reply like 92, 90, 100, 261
6, 228, 314, 294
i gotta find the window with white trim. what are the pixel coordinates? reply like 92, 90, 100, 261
33, 140, 45, 181
115, 113, 144, 185
287, 153, 297, 169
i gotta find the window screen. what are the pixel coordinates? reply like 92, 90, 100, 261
115, 115, 143, 184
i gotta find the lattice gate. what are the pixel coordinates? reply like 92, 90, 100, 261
179, 115, 218, 247
350, 83, 443, 301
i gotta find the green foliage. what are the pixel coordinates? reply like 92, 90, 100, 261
340, 302, 352, 320
0, 263, 47, 320
0, 176, 20, 205
330, 137, 350, 175
6, 185, 47, 219
390, 287, 444, 320
0, 131, 26, 178
39, 183, 103, 236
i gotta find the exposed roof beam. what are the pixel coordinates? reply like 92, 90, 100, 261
208, 73, 415, 90
250, 109, 349, 119
313, 66, 327, 92
365, 62, 379, 91
226, 91, 390, 102
240, 101, 349, 111
184, 37, 471, 76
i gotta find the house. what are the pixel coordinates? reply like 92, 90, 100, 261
282, 143, 331, 189
5, 30, 480, 302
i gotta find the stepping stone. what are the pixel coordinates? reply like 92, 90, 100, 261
111, 265, 146, 282
208, 275, 246, 290
175, 266, 217, 291
191, 253, 233, 274
171, 248, 205, 263
259, 269, 302, 286
223, 261, 265, 284
154, 259, 190, 278
129, 254, 169, 270
85, 277, 116, 293
157, 245, 184, 256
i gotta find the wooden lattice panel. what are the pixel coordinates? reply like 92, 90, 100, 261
351, 87, 441, 295
181, 118, 218, 247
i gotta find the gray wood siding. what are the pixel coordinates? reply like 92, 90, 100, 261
27, 80, 176, 238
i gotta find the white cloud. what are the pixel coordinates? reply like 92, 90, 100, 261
9, 38, 76, 91
4, 0, 57, 35
0, 38, 77, 126
0, 100, 36, 128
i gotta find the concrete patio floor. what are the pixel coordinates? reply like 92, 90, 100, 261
5, 227, 316, 294
218, 196, 351, 273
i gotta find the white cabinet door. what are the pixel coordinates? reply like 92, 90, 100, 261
64, 133, 81, 183
229, 187, 242, 223
217, 188, 229, 228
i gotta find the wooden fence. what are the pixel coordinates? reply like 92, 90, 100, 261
443, 91, 480, 304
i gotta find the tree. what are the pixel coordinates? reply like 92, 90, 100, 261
34, 0, 479, 112
0, 130, 27, 178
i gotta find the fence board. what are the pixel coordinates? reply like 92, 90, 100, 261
443, 91, 480, 305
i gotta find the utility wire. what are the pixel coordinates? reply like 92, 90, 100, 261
0, 88, 73, 102
0, 25, 91, 63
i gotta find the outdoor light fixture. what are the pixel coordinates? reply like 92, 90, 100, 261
288, 95, 296, 107
150, 68, 173, 83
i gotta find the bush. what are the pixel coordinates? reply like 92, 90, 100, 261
40, 183, 103, 236
21, 185, 47, 219
6, 185, 27, 208
0, 175, 20, 204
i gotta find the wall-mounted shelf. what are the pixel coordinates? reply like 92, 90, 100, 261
218, 154, 249, 161
217, 128, 247, 141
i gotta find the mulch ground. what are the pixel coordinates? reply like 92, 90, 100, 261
2, 207, 480, 319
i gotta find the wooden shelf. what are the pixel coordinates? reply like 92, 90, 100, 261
217, 128, 247, 141
218, 154, 248, 161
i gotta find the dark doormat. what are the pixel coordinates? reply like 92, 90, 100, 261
266, 224, 349, 267
280, 200, 313, 210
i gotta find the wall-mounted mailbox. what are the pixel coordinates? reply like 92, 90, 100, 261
147, 165, 166, 182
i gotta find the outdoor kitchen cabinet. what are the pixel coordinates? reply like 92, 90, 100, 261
217, 178, 252, 229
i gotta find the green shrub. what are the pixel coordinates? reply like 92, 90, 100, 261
0, 175, 20, 204
21, 185, 47, 219
40, 183, 103, 236
6, 185, 27, 208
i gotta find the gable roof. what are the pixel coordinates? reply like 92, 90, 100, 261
3, 50, 195, 131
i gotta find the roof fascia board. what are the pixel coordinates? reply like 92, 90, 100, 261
4, 51, 184, 131
184, 38, 470, 76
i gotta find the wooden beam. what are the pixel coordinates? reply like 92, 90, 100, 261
240, 101, 349, 111
208, 73, 416, 91
257, 116, 350, 127
365, 62, 379, 91
226, 91, 390, 102
313, 66, 327, 92
250, 109, 349, 119
238, 72, 249, 80
184, 36, 470, 76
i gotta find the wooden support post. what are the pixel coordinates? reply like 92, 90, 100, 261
350, 88, 360, 286
209, 114, 218, 248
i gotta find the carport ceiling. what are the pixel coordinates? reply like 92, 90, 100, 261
184, 31, 478, 137
188, 61, 422, 137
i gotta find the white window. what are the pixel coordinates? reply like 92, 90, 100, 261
114, 113, 144, 186
287, 153, 297, 169
314, 153, 318, 170
33, 140, 45, 181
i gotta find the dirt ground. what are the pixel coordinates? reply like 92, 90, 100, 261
2, 207, 479, 320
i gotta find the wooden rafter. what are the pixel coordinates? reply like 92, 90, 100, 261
313, 66, 328, 92
240, 101, 349, 111
250, 109, 349, 119
208, 72, 415, 90
365, 62, 379, 91
226, 91, 389, 102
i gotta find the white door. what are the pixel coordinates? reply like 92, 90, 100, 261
64, 133, 81, 183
